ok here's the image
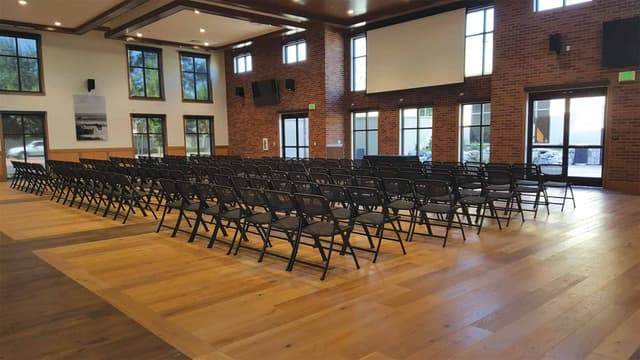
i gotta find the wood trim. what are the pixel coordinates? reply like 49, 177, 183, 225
214, 145, 229, 156
167, 146, 186, 156
604, 180, 640, 194
47, 147, 134, 162
76, 0, 151, 34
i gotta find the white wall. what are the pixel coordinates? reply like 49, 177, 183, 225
0, 30, 228, 149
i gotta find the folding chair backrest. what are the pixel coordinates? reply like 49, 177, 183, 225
270, 179, 295, 193
264, 190, 296, 213
414, 179, 452, 201
354, 176, 380, 189
212, 185, 238, 207
346, 186, 384, 208
293, 181, 321, 195
331, 174, 353, 186
288, 172, 310, 182
310, 173, 332, 185
382, 177, 413, 198
486, 169, 513, 186
318, 184, 349, 203
294, 193, 332, 217
249, 177, 271, 190
238, 187, 267, 208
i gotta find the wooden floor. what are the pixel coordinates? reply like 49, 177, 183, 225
2, 183, 640, 359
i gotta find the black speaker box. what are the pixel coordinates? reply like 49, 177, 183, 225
87, 78, 95, 92
549, 33, 562, 55
235, 86, 244, 97
603, 17, 640, 67
285, 78, 295, 91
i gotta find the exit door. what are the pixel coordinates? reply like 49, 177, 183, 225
528, 88, 606, 186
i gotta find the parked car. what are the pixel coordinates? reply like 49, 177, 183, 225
7, 140, 45, 159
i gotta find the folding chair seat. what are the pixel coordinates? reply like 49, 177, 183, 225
291, 193, 359, 280
318, 183, 353, 221
208, 185, 246, 251
381, 177, 417, 241
346, 186, 406, 262
413, 179, 466, 247
539, 164, 576, 211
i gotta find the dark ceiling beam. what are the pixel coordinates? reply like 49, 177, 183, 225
105, 0, 307, 39
203, 0, 350, 27
105, 1, 183, 38
76, 0, 151, 34
0, 19, 75, 34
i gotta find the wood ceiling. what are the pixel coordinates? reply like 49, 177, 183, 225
0, 0, 474, 49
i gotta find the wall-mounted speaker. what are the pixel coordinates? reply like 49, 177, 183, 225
87, 78, 95, 92
549, 33, 562, 55
285, 78, 295, 91
235, 86, 244, 97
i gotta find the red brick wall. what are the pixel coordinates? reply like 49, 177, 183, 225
225, 0, 640, 193
225, 25, 326, 158
346, 77, 491, 161
491, 0, 640, 192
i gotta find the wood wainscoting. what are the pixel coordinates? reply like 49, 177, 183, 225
215, 146, 229, 155
167, 146, 186, 156
48, 147, 134, 162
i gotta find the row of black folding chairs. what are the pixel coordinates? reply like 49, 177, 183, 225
9, 161, 50, 195
48, 165, 157, 224
156, 178, 414, 280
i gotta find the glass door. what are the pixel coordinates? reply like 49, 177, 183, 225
281, 113, 309, 159
528, 89, 606, 186
2, 112, 47, 179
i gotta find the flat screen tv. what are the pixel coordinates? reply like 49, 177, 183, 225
251, 79, 280, 106
602, 17, 640, 68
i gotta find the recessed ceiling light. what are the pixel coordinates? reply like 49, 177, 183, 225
136, 32, 143, 37
194, 9, 200, 14
204, 42, 209, 46
347, 9, 355, 15
199, 28, 206, 33
54, 21, 61, 26
18, 0, 27, 5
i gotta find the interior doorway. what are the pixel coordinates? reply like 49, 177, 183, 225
280, 113, 309, 159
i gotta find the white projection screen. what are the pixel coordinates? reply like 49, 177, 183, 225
366, 8, 466, 94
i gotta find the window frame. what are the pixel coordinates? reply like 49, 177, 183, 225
459, 102, 491, 163
350, 33, 367, 92
126, 45, 165, 100
130, 113, 167, 158
0, 31, 44, 94
179, 52, 212, 103
282, 39, 307, 64
400, 106, 433, 161
184, 115, 214, 156
534, 0, 592, 12
351, 110, 379, 160
233, 52, 253, 74
464, 6, 494, 78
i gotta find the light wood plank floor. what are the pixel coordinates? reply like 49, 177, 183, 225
3, 184, 640, 359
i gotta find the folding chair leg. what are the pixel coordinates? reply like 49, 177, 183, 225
372, 226, 385, 263
320, 234, 336, 281
171, 210, 184, 237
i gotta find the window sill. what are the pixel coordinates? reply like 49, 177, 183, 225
0, 90, 45, 96
129, 96, 166, 101
182, 99, 213, 104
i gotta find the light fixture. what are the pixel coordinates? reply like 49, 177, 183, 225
136, 32, 143, 37
347, 9, 355, 15
204, 41, 209, 46
54, 21, 62, 26
350, 21, 366, 28
18, 0, 27, 5
199, 28, 206, 33
194, 9, 200, 14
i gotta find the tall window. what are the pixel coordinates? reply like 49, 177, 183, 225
132, 114, 165, 158
535, 0, 591, 12
0, 32, 42, 93
401, 107, 433, 162
351, 34, 366, 91
460, 103, 491, 163
465, 6, 494, 77
127, 46, 163, 99
352, 111, 378, 159
180, 52, 210, 102
233, 53, 252, 73
281, 113, 309, 159
185, 116, 213, 156
283, 39, 306, 64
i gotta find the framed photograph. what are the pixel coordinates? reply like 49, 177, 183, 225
73, 95, 108, 141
